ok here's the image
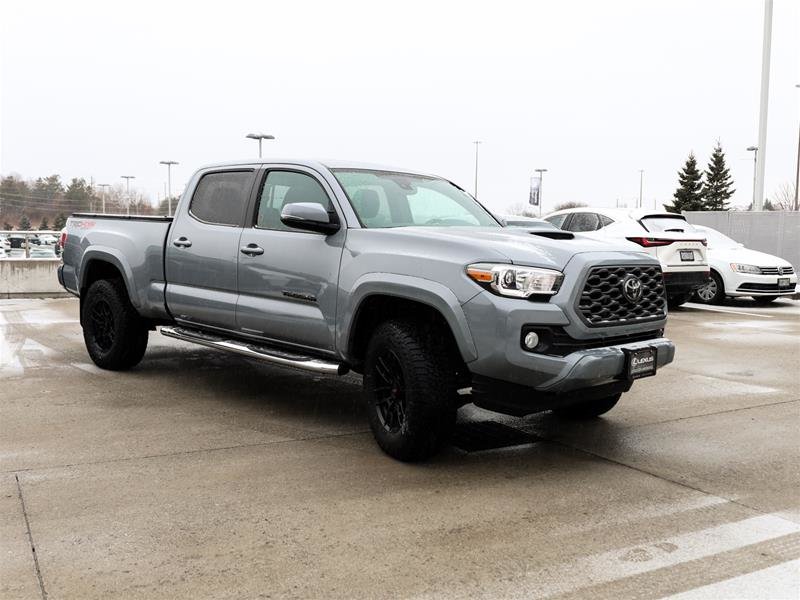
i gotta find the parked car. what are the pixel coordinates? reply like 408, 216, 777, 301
0, 235, 10, 252
38, 234, 58, 245
61, 159, 675, 461
0, 246, 7, 259
28, 245, 58, 258
692, 225, 797, 304
497, 214, 558, 229
543, 208, 709, 307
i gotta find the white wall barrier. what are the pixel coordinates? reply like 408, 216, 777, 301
0, 259, 68, 298
683, 211, 799, 270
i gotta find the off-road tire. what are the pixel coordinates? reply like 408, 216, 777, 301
363, 320, 457, 462
553, 393, 621, 420
82, 278, 149, 370
752, 295, 777, 305
693, 271, 725, 305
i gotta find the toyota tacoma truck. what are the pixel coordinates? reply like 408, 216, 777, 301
60, 159, 675, 461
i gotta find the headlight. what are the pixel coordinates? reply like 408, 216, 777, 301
466, 263, 564, 298
730, 263, 761, 274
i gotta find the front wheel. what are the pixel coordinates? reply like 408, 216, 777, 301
552, 393, 621, 420
694, 272, 725, 304
363, 320, 457, 462
752, 295, 778, 305
82, 279, 149, 370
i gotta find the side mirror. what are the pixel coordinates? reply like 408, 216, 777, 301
280, 202, 340, 234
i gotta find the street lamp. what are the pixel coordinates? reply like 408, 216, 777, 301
746, 147, 758, 209
121, 175, 135, 215
246, 133, 275, 158
534, 168, 548, 217
472, 141, 482, 198
97, 184, 110, 214
794, 84, 799, 211
159, 161, 179, 216
638, 170, 644, 209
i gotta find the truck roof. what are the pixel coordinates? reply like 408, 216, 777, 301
196, 158, 438, 178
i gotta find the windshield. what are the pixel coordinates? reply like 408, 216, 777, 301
700, 227, 739, 248
333, 169, 500, 228
640, 216, 698, 233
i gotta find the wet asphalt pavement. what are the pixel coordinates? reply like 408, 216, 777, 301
1, 297, 798, 599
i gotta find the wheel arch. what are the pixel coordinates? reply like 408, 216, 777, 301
340, 275, 478, 370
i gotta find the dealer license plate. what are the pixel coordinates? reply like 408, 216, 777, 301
778, 277, 791, 288
680, 250, 694, 261
624, 347, 657, 380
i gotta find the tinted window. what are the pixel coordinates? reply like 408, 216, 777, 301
566, 212, 600, 232
599, 215, 614, 227
255, 171, 332, 231
190, 171, 253, 226
544, 214, 568, 229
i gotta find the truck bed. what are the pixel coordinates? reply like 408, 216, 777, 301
61, 213, 174, 320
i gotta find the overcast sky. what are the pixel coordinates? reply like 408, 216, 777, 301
1, 0, 798, 214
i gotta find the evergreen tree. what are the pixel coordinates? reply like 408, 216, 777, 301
702, 142, 735, 210
3, 222, 13, 231
53, 213, 67, 230
64, 178, 94, 212
19, 214, 32, 230
668, 153, 704, 213
39, 217, 50, 230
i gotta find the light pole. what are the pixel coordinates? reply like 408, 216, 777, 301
159, 161, 179, 216
472, 141, 482, 198
534, 168, 548, 217
121, 175, 135, 215
753, 0, 773, 210
246, 133, 275, 158
794, 84, 799, 211
746, 147, 758, 209
638, 170, 644, 209
97, 184, 110, 214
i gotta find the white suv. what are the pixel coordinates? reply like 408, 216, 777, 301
544, 208, 709, 307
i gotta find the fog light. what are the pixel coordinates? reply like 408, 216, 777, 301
523, 331, 539, 350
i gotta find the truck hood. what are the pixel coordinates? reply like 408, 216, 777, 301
359, 226, 650, 271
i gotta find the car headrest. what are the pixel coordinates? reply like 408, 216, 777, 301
352, 189, 380, 219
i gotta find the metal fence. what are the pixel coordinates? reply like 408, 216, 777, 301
682, 211, 800, 270
0, 230, 62, 259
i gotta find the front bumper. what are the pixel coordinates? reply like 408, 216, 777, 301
726, 271, 797, 297
461, 289, 675, 393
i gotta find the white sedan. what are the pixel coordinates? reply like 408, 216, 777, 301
693, 225, 797, 305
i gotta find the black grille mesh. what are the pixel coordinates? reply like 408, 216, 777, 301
578, 265, 666, 327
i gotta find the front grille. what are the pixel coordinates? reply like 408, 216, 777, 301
577, 265, 666, 327
760, 266, 794, 275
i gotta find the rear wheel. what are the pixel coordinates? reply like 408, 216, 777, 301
694, 271, 725, 304
363, 320, 457, 462
82, 279, 149, 370
553, 393, 621, 420
752, 295, 778, 305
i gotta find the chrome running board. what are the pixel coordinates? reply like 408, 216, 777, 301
160, 326, 348, 375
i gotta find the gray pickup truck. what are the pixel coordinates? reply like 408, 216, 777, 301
60, 159, 675, 461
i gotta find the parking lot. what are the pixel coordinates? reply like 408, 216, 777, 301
2, 297, 798, 599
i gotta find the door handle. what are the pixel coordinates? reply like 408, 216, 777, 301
240, 244, 264, 256
173, 237, 192, 248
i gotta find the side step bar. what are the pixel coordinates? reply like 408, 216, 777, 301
160, 326, 348, 375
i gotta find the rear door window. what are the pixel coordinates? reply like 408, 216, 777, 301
189, 171, 253, 226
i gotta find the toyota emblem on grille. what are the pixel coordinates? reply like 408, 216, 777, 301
621, 274, 643, 303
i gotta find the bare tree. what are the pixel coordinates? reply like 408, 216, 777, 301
552, 201, 588, 212
505, 203, 539, 217
768, 182, 797, 211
